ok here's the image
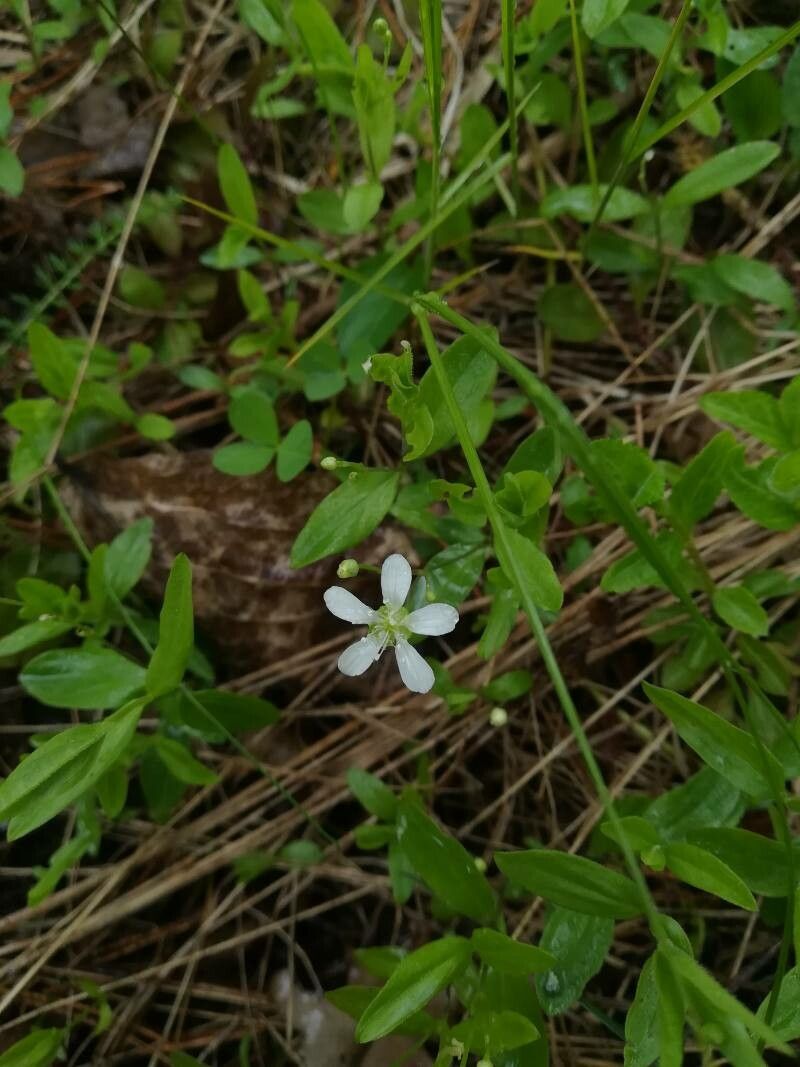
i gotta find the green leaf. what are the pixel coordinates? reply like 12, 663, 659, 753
96, 763, 128, 818
342, 181, 383, 231
0, 698, 144, 839
654, 951, 684, 1067
471, 928, 556, 976
28, 322, 77, 399
279, 839, 322, 867
135, 413, 175, 440
146, 554, 194, 698
581, 0, 630, 37
20, 647, 145, 709
495, 470, 552, 525
624, 953, 658, 1067
276, 419, 312, 482
712, 586, 769, 637
291, 0, 354, 115
725, 70, 782, 143
0, 619, 72, 658
353, 43, 394, 175
600, 814, 661, 853
0, 145, 25, 198
713, 254, 794, 312
171, 1054, 206, 1067
212, 442, 274, 475
291, 469, 400, 568
346, 767, 397, 821
591, 439, 664, 509
685, 827, 799, 897
28, 826, 97, 906
723, 448, 800, 530
699, 390, 789, 450
644, 768, 743, 842
118, 266, 165, 310
502, 427, 562, 484
660, 941, 792, 1055
327, 986, 435, 1037
769, 450, 800, 499
538, 283, 604, 342
237, 0, 283, 45
643, 683, 784, 799
354, 936, 471, 1042
664, 141, 780, 207
178, 689, 280, 740
677, 78, 721, 138
481, 669, 533, 703
104, 518, 153, 600
540, 183, 648, 222
338, 255, 423, 367
228, 388, 278, 447
155, 736, 217, 785
396, 798, 495, 922
296, 189, 353, 235
217, 143, 257, 226
536, 907, 615, 1015
495, 849, 642, 918
662, 842, 756, 910
450, 1009, 539, 1057
478, 583, 518, 660
0, 1029, 64, 1066
426, 542, 485, 606
669, 431, 735, 530
757, 966, 800, 1041
416, 334, 497, 458
783, 46, 800, 127
495, 526, 563, 613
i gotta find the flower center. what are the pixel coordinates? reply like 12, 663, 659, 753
368, 603, 410, 651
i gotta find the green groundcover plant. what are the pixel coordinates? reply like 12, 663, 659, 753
1, 0, 800, 1063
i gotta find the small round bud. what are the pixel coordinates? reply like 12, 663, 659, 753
348, 470, 358, 481
476, 1059, 494, 1067
321, 455, 338, 471
372, 16, 390, 37
474, 857, 487, 873
37, 613, 54, 622
449, 1040, 465, 1059
489, 706, 508, 728
337, 559, 359, 580
400, 339, 412, 353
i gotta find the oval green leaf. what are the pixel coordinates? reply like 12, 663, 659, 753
495, 849, 642, 919
355, 936, 471, 1043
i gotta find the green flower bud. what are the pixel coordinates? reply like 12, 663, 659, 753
337, 559, 359, 579
321, 456, 338, 471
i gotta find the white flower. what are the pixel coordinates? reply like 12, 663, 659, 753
324, 553, 458, 694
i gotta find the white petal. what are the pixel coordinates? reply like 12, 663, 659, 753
338, 636, 382, 676
381, 553, 413, 606
324, 587, 375, 624
395, 639, 435, 694
405, 603, 459, 636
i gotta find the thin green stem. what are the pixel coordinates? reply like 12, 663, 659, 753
591, 0, 692, 230
635, 20, 800, 159
415, 294, 798, 1028
567, 0, 597, 191
501, 0, 520, 210
420, 0, 443, 281
414, 309, 665, 940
